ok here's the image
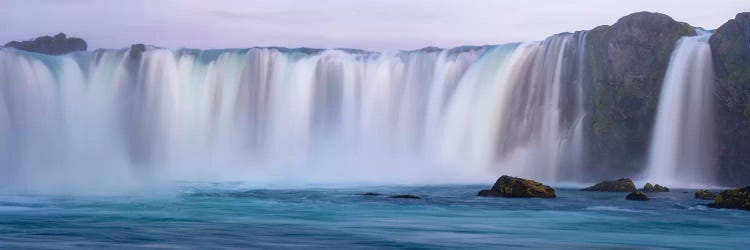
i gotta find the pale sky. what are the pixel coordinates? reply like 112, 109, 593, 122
0, 0, 747, 50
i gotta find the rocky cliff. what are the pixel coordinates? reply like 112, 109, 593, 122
4, 33, 87, 55
583, 12, 695, 179
710, 12, 750, 185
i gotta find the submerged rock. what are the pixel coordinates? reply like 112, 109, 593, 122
582, 178, 637, 192
708, 186, 750, 211
642, 183, 669, 192
626, 191, 650, 201
4, 33, 87, 55
478, 175, 555, 198
359, 192, 382, 196
389, 194, 421, 199
695, 190, 716, 200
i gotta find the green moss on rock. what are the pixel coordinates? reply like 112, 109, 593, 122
478, 175, 556, 198
709, 186, 750, 211
695, 189, 716, 200
642, 183, 669, 192
582, 178, 637, 192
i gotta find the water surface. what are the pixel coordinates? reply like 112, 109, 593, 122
1, 184, 747, 249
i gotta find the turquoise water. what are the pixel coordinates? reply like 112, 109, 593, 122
1, 184, 748, 249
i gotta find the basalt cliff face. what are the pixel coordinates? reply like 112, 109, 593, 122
711, 13, 750, 185
583, 12, 695, 180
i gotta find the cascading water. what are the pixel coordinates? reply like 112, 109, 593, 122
0, 35, 587, 192
644, 31, 717, 186
494, 33, 588, 181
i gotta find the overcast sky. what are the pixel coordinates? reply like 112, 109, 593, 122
0, 0, 747, 50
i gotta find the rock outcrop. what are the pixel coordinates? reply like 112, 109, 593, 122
582, 178, 637, 192
710, 12, 750, 186
129, 43, 147, 59
4, 33, 87, 55
708, 186, 750, 211
478, 175, 556, 198
584, 12, 696, 178
695, 189, 716, 200
642, 183, 669, 192
626, 191, 650, 201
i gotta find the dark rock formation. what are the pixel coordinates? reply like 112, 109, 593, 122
478, 189, 495, 197
642, 183, 669, 192
584, 12, 696, 178
389, 194, 421, 199
129, 43, 147, 60
710, 13, 750, 186
708, 186, 750, 211
359, 192, 382, 196
626, 191, 650, 201
582, 178, 637, 192
478, 175, 556, 198
4, 33, 87, 55
695, 189, 716, 200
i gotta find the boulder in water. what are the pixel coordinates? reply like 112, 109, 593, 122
708, 186, 750, 211
389, 194, 421, 199
478, 175, 555, 198
582, 178, 637, 192
626, 191, 649, 201
4, 33, 87, 55
642, 183, 669, 192
694, 190, 716, 200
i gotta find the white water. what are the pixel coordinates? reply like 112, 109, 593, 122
0, 35, 587, 192
644, 32, 717, 186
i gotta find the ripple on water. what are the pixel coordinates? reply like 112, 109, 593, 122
583, 206, 639, 213
0, 205, 34, 212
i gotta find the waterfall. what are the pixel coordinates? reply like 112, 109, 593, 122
0, 38, 587, 191
644, 31, 716, 186
492, 33, 587, 181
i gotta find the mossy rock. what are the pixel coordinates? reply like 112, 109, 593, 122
626, 191, 649, 201
708, 186, 750, 210
478, 175, 556, 198
695, 189, 716, 200
582, 178, 637, 192
642, 183, 669, 192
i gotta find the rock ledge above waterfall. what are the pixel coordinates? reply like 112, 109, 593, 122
4, 33, 87, 55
